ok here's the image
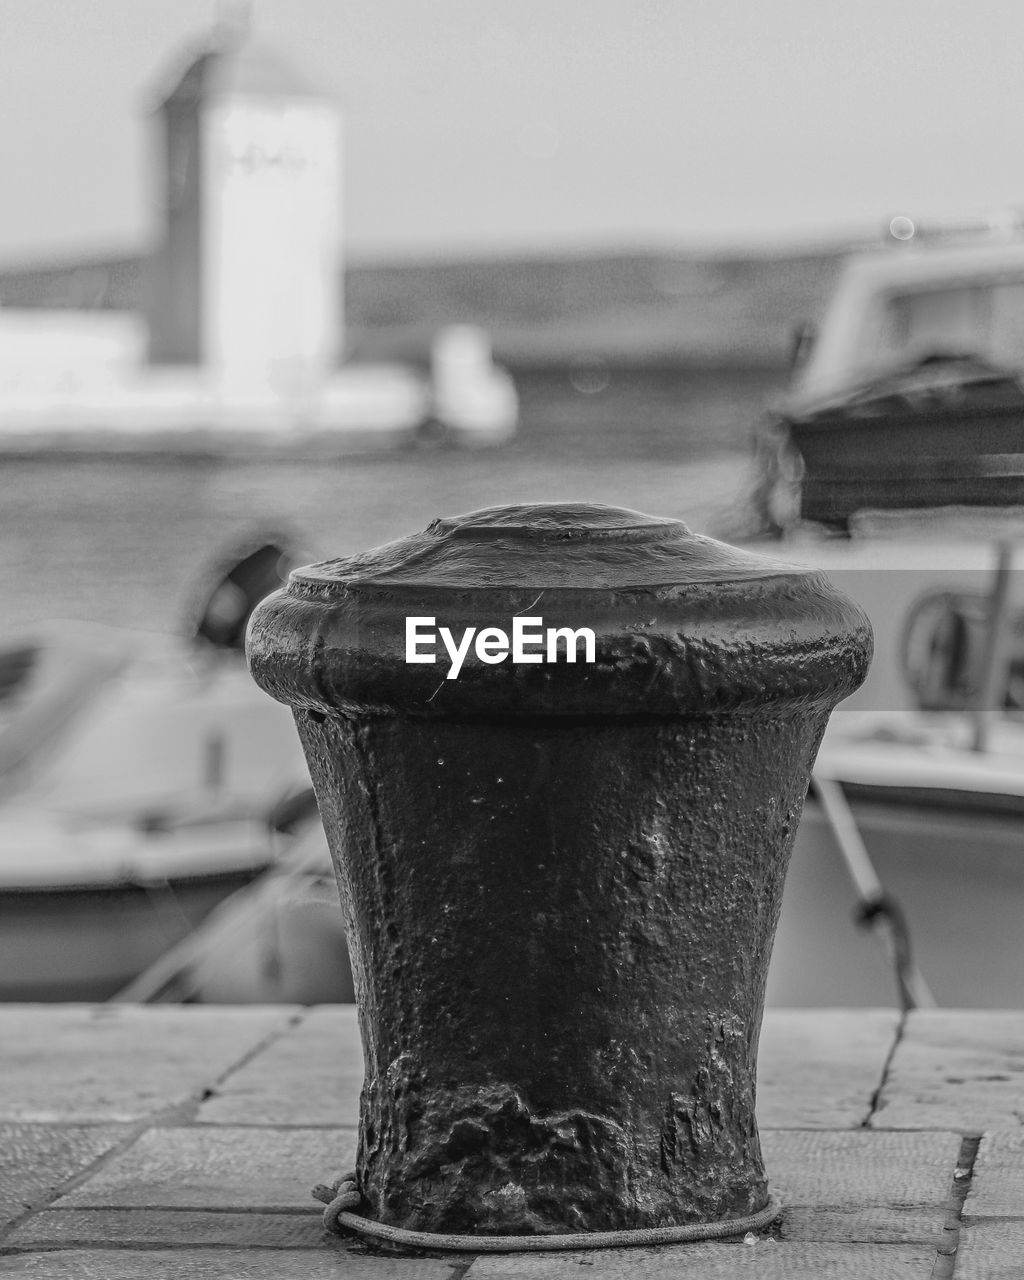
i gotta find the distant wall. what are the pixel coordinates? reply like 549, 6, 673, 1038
0, 247, 846, 370
344, 252, 846, 369
0, 257, 142, 311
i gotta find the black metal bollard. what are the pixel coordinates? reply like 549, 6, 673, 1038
247, 502, 871, 1238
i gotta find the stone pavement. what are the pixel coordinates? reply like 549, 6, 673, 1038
0, 1005, 1021, 1277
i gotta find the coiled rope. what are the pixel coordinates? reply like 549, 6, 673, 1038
312, 1172, 782, 1253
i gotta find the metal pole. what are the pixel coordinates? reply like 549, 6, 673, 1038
810, 772, 936, 1011
972, 540, 1015, 753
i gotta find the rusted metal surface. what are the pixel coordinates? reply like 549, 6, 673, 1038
247, 502, 872, 1236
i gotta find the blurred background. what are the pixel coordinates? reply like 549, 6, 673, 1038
4, 0, 1024, 630
4, 1, 1024, 1010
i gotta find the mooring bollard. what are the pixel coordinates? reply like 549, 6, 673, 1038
247, 502, 871, 1243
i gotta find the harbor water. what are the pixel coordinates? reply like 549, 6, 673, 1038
0, 368, 773, 635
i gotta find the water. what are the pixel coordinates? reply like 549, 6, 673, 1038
0, 367, 773, 635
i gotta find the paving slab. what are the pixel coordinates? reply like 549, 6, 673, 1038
5, 1208, 327, 1249
778, 1205, 948, 1245
0, 1248, 457, 1278
962, 1129, 1024, 1218
756, 1009, 899, 1128
761, 1129, 960, 1210
0, 1006, 295, 1123
0, 1126, 126, 1230
1, 1006, 1018, 1277
954, 1218, 1024, 1279
199, 1005, 363, 1126
873, 1010, 1024, 1131
57, 1127, 356, 1211
463, 1241, 936, 1278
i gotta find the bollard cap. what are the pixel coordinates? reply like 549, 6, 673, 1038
247, 502, 872, 718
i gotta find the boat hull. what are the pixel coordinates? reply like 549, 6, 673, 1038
788, 403, 1024, 529
769, 792, 1024, 1007
0, 867, 267, 1001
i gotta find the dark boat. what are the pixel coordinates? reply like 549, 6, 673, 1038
785, 353, 1024, 531
754, 230, 1024, 534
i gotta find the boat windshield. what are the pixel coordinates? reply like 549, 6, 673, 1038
867, 278, 1024, 372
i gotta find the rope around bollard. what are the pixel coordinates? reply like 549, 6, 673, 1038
312, 1173, 783, 1253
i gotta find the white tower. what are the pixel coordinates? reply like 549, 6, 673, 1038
146, 22, 342, 397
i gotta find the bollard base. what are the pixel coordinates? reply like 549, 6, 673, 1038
304, 713, 805, 1233
313, 1173, 783, 1252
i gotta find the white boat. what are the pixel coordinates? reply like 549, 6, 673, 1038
0, 546, 314, 1000
762, 525, 1024, 1009
767, 708, 1024, 1009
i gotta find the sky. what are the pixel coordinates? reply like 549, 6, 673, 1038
1, 0, 1023, 266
